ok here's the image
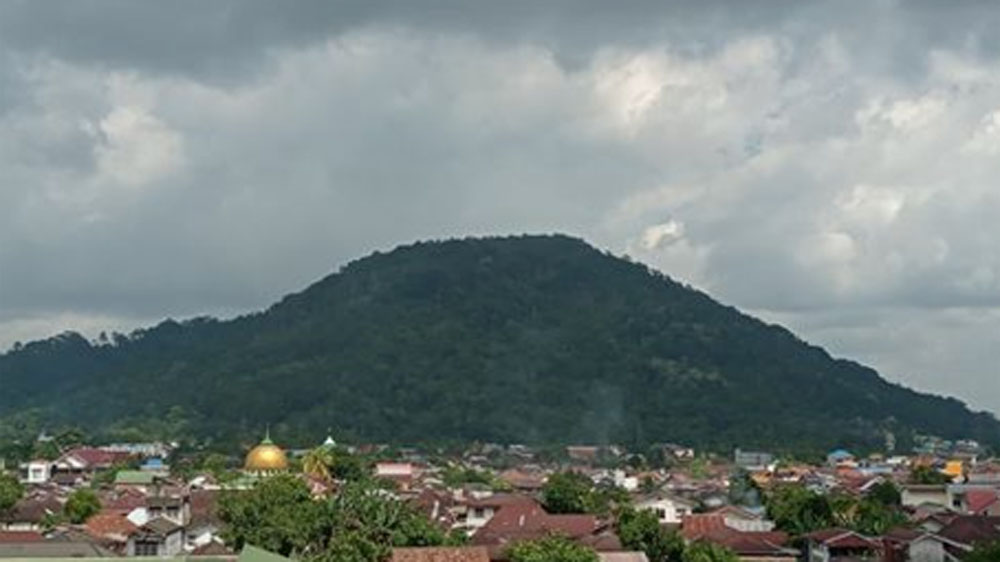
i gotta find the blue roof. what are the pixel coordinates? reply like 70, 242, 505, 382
828, 449, 853, 458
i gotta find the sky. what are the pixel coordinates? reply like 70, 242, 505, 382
1, 1, 999, 414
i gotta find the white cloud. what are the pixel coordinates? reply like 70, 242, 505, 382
639, 220, 685, 250
92, 105, 184, 187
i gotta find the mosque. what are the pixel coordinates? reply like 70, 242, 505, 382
243, 430, 289, 476
243, 429, 338, 476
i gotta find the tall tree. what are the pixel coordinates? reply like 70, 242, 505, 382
316, 479, 461, 562
909, 466, 950, 485
616, 507, 685, 562
54, 427, 86, 449
852, 499, 907, 536
31, 440, 60, 461
681, 542, 739, 562
765, 485, 834, 536
220, 475, 460, 561
64, 488, 101, 524
507, 536, 598, 562
542, 472, 594, 514
866, 481, 901, 506
302, 448, 332, 482
219, 475, 323, 557
0, 473, 24, 513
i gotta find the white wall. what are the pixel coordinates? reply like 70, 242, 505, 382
635, 497, 692, 525
909, 538, 945, 562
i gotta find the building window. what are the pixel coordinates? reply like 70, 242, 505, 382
135, 541, 159, 556
655, 508, 667, 520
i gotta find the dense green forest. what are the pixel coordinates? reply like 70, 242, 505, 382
0, 234, 997, 452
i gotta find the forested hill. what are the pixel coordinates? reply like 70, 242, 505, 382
1, 234, 997, 452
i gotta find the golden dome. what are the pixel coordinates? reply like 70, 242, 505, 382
245, 434, 288, 472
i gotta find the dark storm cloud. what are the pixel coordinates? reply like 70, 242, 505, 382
5, 1, 1000, 79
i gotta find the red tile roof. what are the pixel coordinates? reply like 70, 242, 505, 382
101, 488, 148, 513
694, 529, 793, 556
189, 489, 221, 528
0, 531, 44, 544
680, 514, 727, 540
579, 531, 623, 551
966, 489, 999, 514
882, 527, 923, 543
465, 494, 537, 509
0, 496, 63, 524
707, 505, 761, 521
804, 527, 852, 542
472, 500, 603, 547
63, 447, 131, 468
498, 469, 546, 490
938, 515, 1000, 546
411, 489, 456, 529
805, 528, 880, 549
682, 515, 792, 556
85, 513, 138, 541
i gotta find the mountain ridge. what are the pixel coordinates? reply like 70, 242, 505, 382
0, 234, 996, 452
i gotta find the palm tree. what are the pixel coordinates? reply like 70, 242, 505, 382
302, 447, 332, 482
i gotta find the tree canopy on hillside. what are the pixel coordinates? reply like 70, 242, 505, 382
1, 235, 997, 452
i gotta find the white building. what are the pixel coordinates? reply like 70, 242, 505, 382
633, 491, 698, 525
20, 461, 52, 485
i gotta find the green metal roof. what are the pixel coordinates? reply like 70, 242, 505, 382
114, 470, 156, 484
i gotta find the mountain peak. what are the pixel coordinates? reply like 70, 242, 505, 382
1, 234, 996, 452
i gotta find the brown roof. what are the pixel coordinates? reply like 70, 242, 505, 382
0, 531, 44, 544
465, 494, 537, 509
693, 529, 794, 556
52, 472, 84, 486
680, 514, 727, 540
937, 515, 1000, 546
391, 547, 490, 562
140, 517, 182, 536
472, 500, 603, 547
681, 514, 792, 556
498, 469, 546, 490
0, 496, 63, 524
708, 505, 762, 521
805, 528, 880, 549
882, 527, 923, 543
804, 527, 853, 542
85, 513, 138, 541
101, 488, 148, 513
190, 489, 221, 529
147, 495, 185, 509
410, 489, 456, 529
966, 489, 1000, 514
579, 530, 624, 551
62, 447, 132, 468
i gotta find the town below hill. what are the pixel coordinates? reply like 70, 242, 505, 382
1, 235, 998, 454
2, 434, 1000, 561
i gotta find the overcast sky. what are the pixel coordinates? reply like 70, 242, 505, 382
2, 1, 999, 414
